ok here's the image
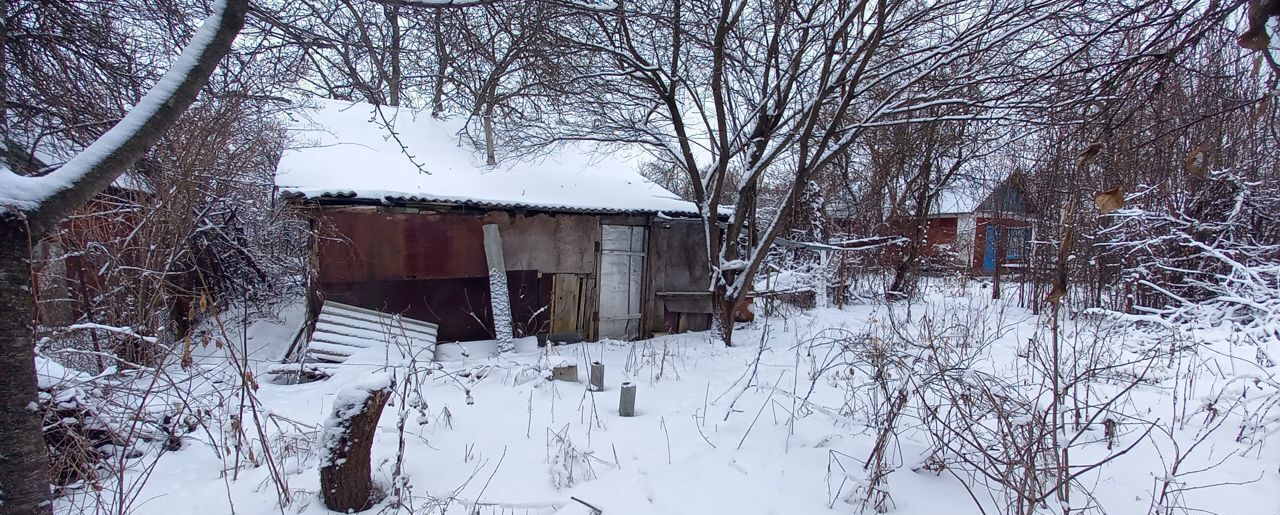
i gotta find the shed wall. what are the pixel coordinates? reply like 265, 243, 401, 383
310, 206, 715, 343
645, 218, 713, 334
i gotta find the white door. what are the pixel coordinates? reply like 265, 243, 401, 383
598, 225, 646, 340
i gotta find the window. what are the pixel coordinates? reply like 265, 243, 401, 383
1006, 227, 1028, 260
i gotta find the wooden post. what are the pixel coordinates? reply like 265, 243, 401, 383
319, 376, 394, 513
816, 249, 830, 308
589, 361, 604, 392
619, 382, 636, 417
483, 224, 514, 351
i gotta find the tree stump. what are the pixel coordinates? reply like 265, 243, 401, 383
319, 374, 394, 512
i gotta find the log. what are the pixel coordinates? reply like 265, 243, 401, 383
319, 374, 394, 512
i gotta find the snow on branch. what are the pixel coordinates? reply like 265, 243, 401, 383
62, 323, 159, 344
372, 0, 617, 11
0, 0, 249, 232
776, 236, 907, 252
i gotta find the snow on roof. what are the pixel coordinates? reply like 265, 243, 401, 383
931, 187, 983, 215
274, 99, 699, 215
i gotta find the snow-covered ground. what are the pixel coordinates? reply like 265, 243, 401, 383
56, 286, 1279, 515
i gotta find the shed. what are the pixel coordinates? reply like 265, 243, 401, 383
926, 175, 1036, 273
275, 99, 714, 346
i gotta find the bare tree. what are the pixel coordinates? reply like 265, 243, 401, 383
0, 1, 249, 511
542, 0, 1136, 344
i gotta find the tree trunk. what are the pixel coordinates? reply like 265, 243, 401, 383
712, 284, 753, 347
384, 5, 402, 107
0, 2, 247, 511
483, 99, 497, 166
889, 159, 933, 300
320, 378, 393, 513
430, 11, 449, 117
0, 220, 53, 515
713, 288, 737, 347
992, 225, 1005, 300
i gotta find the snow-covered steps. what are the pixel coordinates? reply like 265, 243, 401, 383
269, 301, 438, 379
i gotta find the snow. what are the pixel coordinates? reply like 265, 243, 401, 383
435, 336, 540, 362
932, 187, 982, 215
34, 356, 90, 389
52, 286, 1280, 515
23, 134, 154, 194
0, 0, 230, 212
190, 300, 308, 367
274, 99, 699, 215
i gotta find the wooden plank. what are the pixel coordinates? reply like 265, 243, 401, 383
483, 224, 514, 344
550, 274, 581, 337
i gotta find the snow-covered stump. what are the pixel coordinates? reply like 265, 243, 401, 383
319, 374, 394, 512
483, 224, 514, 352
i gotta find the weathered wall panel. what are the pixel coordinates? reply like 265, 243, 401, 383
483, 212, 599, 274
645, 218, 712, 334
312, 204, 705, 342
321, 271, 548, 342
650, 219, 710, 293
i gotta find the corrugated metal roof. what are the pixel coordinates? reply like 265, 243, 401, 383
275, 99, 702, 216
284, 189, 703, 216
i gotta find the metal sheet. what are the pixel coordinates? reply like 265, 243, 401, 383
320, 270, 547, 343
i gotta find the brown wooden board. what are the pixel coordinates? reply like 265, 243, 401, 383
549, 274, 583, 340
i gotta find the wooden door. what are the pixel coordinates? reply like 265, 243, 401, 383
598, 225, 646, 340
549, 274, 584, 342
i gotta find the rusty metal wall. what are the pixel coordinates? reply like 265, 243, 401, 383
317, 208, 487, 283
313, 207, 594, 341
320, 271, 550, 342
311, 205, 707, 342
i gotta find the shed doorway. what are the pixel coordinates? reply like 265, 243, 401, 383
598, 225, 646, 340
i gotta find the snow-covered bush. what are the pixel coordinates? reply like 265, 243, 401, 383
1100, 170, 1280, 341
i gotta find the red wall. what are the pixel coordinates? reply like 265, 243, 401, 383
314, 209, 553, 342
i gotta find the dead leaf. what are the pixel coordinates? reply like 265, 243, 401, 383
1239, 0, 1279, 51
1076, 142, 1103, 168
1095, 186, 1125, 215
1250, 96, 1272, 123
1185, 145, 1207, 179
1240, 29, 1270, 51
1045, 284, 1066, 305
